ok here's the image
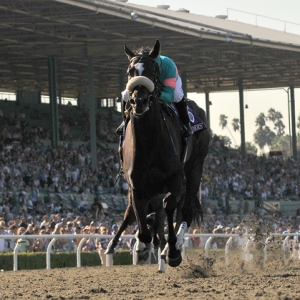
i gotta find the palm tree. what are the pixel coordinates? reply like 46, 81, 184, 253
232, 118, 240, 132
219, 114, 228, 129
297, 114, 300, 130
268, 108, 285, 136
245, 142, 257, 154
253, 126, 275, 153
219, 114, 237, 146
255, 113, 266, 129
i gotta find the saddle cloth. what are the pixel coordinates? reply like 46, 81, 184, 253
168, 103, 207, 132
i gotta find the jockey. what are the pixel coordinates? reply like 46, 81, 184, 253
116, 49, 194, 138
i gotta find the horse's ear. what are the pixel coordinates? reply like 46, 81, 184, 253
149, 40, 160, 59
124, 43, 135, 60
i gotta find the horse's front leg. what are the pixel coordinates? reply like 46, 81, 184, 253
131, 189, 152, 261
105, 205, 135, 254
163, 192, 183, 267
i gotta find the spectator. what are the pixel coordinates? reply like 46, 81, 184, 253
6, 224, 18, 251
212, 225, 225, 249
96, 226, 110, 266
16, 227, 31, 252
24, 223, 35, 248
0, 224, 9, 252
82, 227, 95, 251
35, 229, 49, 252
111, 224, 118, 235
74, 226, 83, 248
91, 199, 103, 220
191, 228, 201, 248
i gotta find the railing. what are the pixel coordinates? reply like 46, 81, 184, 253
1, 233, 299, 271
227, 8, 300, 35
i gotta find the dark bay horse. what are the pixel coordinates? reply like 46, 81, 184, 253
107, 40, 210, 268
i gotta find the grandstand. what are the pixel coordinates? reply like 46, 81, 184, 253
1, 96, 300, 222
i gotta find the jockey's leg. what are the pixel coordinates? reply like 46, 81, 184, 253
116, 100, 127, 135
118, 145, 123, 163
174, 97, 193, 138
116, 99, 131, 136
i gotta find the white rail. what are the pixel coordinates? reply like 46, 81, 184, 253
1, 233, 299, 271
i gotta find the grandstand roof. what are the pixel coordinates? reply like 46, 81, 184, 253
1, 0, 300, 98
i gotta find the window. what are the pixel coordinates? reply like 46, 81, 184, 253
41, 95, 50, 104
0, 92, 16, 101
61, 97, 78, 106
99, 97, 115, 108
41, 95, 78, 106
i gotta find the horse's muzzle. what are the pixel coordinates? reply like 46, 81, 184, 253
131, 97, 150, 117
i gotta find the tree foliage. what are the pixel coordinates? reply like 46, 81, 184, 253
245, 142, 257, 155
232, 118, 240, 132
253, 108, 285, 151
255, 113, 267, 129
270, 135, 291, 157
219, 114, 228, 129
219, 114, 237, 146
218, 135, 232, 147
267, 108, 285, 136
296, 114, 300, 130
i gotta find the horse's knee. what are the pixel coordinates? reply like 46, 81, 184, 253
138, 231, 152, 244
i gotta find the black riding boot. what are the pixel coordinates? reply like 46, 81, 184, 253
116, 118, 126, 136
174, 98, 194, 138
116, 101, 128, 136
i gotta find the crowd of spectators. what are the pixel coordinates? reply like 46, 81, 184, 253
202, 138, 300, 212
0, 213, 137, 262
0, 101, 300, 256
0, 101, 120, 145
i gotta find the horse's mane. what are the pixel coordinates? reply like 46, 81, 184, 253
134, 47, 151, 55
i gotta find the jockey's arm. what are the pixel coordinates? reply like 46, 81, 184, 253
160, 85, 175, 104
159, 57, 177, 104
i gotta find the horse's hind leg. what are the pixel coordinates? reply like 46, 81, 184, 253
163, 193, 182, 267
105, 205, 135, 254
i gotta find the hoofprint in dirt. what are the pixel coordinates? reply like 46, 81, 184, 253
1, 254, 300, 300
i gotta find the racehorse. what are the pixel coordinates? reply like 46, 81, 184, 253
107, 40, 210, 268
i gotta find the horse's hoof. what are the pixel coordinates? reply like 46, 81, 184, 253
137, 250, 149, 262
168, 250, 182, 268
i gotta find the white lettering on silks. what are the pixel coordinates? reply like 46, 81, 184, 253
192, 124, 204, 131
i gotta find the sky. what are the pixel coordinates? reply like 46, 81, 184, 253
126, 0, 300, 147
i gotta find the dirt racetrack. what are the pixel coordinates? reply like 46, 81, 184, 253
1, 249, 300, 300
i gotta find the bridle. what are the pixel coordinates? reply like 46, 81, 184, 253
127, 55, 160, 83
126, 55, 161, 108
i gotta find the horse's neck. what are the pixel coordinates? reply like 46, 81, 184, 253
131, 103, 165, 148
